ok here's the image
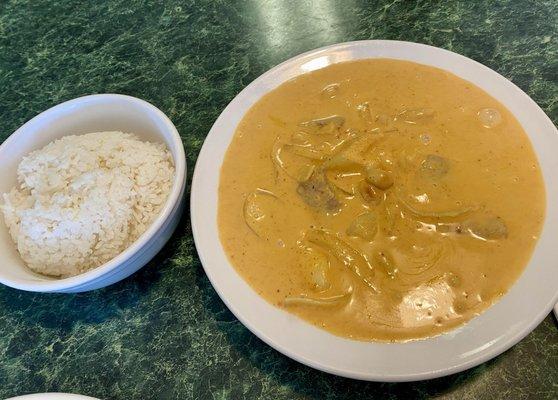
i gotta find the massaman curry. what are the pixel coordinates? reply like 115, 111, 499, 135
218, 59, 545, 341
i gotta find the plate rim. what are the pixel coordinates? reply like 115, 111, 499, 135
190, 40, 558, 381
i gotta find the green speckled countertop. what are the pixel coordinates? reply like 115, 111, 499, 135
0, 0, 557, 399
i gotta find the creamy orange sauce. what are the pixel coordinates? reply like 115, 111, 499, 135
218, 59, 545, 341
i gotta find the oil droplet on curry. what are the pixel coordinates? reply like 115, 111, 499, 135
218, 59, 545, 341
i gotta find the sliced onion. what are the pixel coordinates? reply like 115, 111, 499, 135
243, 189, 280, 238
346, 212, 378, 241
297, 164, 316, 182
398, 242, 445, 277
289, 144, 326, 160
283, 288, 352, 307
322, 154, 363, 172
396, 108, 435, 124
300, 115, 345, 129
271, 139, 287, 177
397, 194, 473, 219
271, 140, 319, 180
321, 83, 340, 99
305, 229, 377, 291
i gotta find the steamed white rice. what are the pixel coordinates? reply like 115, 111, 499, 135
1, 131, 174, 277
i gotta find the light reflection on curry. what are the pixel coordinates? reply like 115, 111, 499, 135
218, 59, 545, 341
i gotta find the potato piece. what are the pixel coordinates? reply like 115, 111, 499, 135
366, 167, 394, 190
358, 181, 384, 205
300, 246, 331, 291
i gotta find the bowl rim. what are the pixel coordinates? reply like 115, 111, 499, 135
0, 93, 186, 292
191, 40, 558, 381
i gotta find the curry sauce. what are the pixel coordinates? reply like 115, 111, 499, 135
218, 59, 545, 341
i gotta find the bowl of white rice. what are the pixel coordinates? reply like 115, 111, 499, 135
0, 94, 186, 292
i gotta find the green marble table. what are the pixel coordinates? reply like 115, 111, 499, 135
0, 0, 556, 398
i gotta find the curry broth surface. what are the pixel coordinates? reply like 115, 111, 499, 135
218, 59, 545, 341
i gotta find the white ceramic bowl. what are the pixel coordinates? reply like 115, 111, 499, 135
191, 40, 558, 381
0, 94, 186, 293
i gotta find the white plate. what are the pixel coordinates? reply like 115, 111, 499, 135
190, 40, 558, 381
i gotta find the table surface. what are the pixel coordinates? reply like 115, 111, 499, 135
0, 0, 557, 399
